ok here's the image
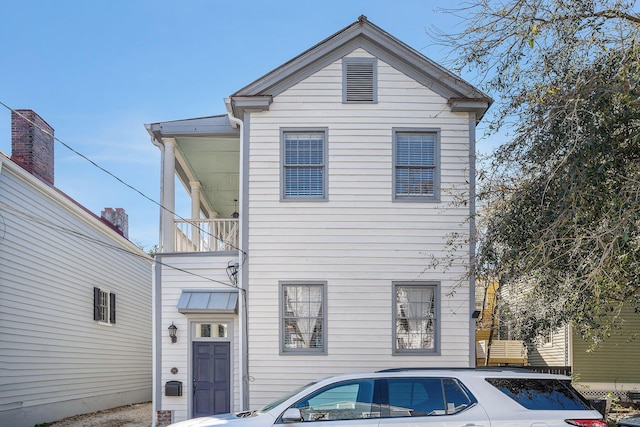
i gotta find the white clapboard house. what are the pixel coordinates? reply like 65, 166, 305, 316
146, 16, 491, 425
0, 110, 153, 427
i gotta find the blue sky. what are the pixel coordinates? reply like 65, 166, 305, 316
0, 0, 497, 249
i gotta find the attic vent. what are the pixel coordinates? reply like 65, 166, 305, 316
343, 58, 377, 103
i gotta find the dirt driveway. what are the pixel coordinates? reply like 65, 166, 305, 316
46, 402, 151, 427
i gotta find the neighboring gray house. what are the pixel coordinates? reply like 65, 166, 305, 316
147, 17, 491, 426
0, 110, 153, 427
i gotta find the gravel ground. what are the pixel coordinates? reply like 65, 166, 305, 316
46, 402, 152, 427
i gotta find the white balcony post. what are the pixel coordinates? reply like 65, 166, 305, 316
161, 138, 176, 252
190, 181, 202, 251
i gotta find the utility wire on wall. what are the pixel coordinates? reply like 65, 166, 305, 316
0, 201, 240, 289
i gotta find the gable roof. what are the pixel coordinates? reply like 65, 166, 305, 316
229, 15, 492, 119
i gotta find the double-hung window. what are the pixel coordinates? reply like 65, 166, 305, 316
281, 282, 326, 353
393, 282, 439, 354
393, 129, 440, 201
281, 129, 327, 200
93, 287, 116, 324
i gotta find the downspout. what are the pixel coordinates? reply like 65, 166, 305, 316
147, 128, 164, 427
225, 98, 249, 410
469, 112, 478, 367
149, 130, 165, 249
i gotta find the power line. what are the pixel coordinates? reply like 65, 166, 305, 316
0, 100, 245, 256
0, 201, 240, 289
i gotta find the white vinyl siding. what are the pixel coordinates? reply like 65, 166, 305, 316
245, 49, 475, 408
528, 327, 568, 367
0, 160, 152, 427
157, 254, 241, 421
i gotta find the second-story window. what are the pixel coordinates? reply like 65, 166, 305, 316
393, 129, 440, 201
281, 129, 327, 200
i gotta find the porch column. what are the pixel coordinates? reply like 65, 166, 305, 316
190, 181, 201, 251
161, 138, 176, 252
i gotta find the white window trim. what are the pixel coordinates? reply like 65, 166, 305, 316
392, 128, 441, 202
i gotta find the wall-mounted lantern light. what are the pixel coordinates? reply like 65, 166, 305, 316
168, 322, 178, 343
231, 199, 239, 218
227, 261, 239, 286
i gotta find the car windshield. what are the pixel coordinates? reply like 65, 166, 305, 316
258, 383, 317, 413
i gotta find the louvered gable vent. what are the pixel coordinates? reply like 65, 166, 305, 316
343, 58, 377, 103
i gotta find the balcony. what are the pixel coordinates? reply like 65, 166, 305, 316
476, 339, 528, 366
174, 218, 239, 252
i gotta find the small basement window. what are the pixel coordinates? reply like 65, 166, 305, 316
343, 57, 377, 103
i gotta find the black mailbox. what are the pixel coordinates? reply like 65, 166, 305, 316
165, 380, 182, 396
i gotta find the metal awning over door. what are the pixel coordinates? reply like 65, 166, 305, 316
177, 289, 238, 314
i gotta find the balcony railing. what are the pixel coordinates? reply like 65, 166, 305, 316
476, 339, 528, 366
174, 218, 239, 252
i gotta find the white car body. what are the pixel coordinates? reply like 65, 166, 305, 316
168, 369, 605, 427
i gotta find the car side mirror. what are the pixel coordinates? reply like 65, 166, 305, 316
281, 408, 303, 423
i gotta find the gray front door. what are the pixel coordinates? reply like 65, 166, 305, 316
193, 342, 231, 416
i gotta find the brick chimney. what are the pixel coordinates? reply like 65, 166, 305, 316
11, 109, 55, 186
101, 208, 129, 238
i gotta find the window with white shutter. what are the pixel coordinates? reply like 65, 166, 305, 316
343, 58, 377, 103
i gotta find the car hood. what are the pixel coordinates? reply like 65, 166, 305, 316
169, 412, 274, 427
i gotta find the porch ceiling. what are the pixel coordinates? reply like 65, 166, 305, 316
175, 135, 240, 218
147, 115, 241, 219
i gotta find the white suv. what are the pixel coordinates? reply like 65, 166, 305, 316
168, 368, 606, 427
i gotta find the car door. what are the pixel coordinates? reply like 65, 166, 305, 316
376, 377, 490, 427
280, 378, 381, 427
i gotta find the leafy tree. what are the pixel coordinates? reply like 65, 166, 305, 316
437, 0, 640, 343
146, 244, 159, 258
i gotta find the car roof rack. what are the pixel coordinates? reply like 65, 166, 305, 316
375, 367, 534, 373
